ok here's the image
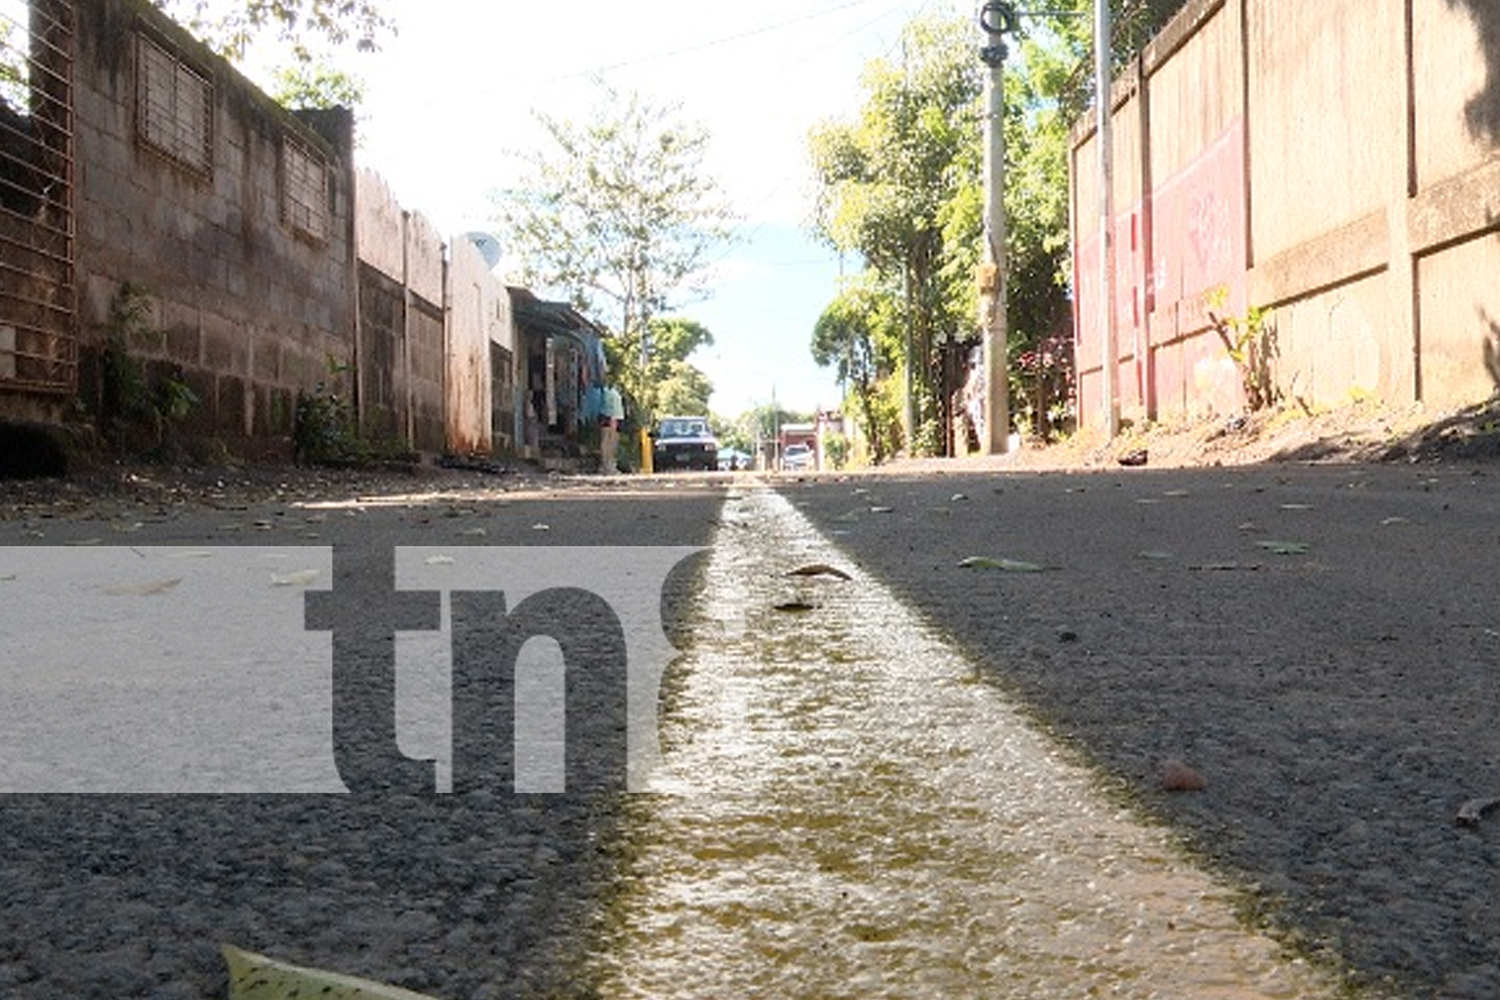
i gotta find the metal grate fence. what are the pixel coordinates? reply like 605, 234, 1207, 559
0, 0, 74, 395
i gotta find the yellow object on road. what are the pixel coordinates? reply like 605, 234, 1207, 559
222, 944, 441, 1000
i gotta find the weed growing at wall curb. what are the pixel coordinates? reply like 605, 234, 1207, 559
100, 282, 198, 455
293, 359, 417, 468
1207, 286, 1279, 412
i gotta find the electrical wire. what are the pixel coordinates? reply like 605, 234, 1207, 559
547, 0, 897, 83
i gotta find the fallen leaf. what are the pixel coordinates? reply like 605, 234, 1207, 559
270, 570, 321, 587
222, 943, 443, 1000
788, 563, 853, 581
958, 556, 1046, 573
106, 578, 183, 597
1456, 796, 1500, 827
1158, 758, 1207, 792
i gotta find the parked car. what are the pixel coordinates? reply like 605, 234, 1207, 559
782, 442, 814, 471
652, 416, 719, 472
716, 447, 751, 471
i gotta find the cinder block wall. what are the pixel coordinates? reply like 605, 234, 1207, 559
72, 0, 355, 454
1072, 0, 1500, 427
353, 167, 446, 454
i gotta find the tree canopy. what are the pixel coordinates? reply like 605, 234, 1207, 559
608, 317, 716, 421
495, 82, 735, 424
266, 62, 365, 109
806, 1, 1192, 457
808, 13, 983, 456
154, 0, 394, 62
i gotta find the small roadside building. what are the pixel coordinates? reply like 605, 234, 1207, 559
506, 288, 607, 464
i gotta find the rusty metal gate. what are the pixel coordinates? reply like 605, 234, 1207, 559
0, 0, 74, 396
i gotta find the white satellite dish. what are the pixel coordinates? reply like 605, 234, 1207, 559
462, 232, 503, 270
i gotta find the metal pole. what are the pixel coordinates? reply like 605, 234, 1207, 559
1095, 0, 1120, 438
979, 3, 1011, 455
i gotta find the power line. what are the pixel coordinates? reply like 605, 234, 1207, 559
548, 0, 895, 83
704, 0, 936, 266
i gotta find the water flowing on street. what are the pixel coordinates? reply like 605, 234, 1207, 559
596, 485, 1347, 999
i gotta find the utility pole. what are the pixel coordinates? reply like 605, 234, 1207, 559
978, 2, 1014, 455
1095, 0, 1120, 438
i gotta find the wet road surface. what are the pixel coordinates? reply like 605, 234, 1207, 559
599, 484, 1345, 999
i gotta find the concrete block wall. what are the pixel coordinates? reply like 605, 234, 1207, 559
71, 0, 355, 453
1072, 0, 1500, 427
353, 167, 446, 452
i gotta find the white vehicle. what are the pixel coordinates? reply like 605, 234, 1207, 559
782, 442, 814, 471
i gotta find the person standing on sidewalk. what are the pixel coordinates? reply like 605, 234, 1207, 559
599, 385, 625, 473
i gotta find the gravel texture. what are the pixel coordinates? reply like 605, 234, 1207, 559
0, 469, 723, 1000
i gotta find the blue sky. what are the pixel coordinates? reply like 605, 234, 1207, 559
240, 0, 971, 416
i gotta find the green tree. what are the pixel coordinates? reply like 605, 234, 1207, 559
153, 0, 394, 62
498, 82, 734, 424
806, 3, 1191, 452
605, 317, 716, 421
734, 403, 811, 453
809, 14, 983, 456
497, 82, 735, 336
811, 277, 902, 462
267, 62, 364, 108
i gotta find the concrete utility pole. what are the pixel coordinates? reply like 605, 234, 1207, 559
978, 2, 1013, 455
1095, 0, 1120, 438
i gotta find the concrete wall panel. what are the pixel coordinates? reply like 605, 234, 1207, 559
1417, 234, 1500, 407
407, 212, 445, 306
1147, 2, 1239, 183
1071, 0, 1500, 428
1247, 0, 1404, 262
73, 0, 355, 451
445, 237, 496, 455
1414, 2, 1493, 188
355, 168, 405, 281
1269, 272, 1397, 407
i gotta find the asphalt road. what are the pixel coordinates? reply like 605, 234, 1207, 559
0, 475, 726, 1000
2, 460, 1499, 998
784, 461, 1500, 999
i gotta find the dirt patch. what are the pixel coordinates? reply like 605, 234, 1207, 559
884, 396, 1500, 476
